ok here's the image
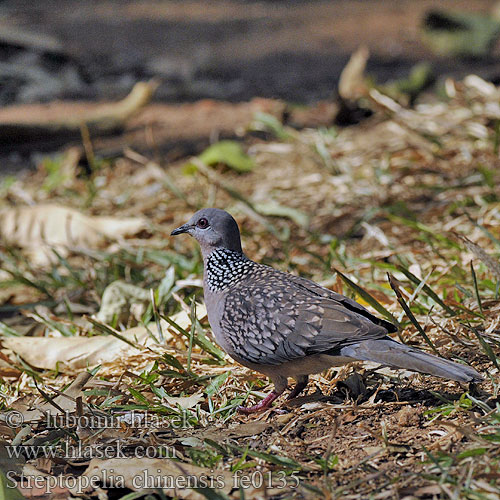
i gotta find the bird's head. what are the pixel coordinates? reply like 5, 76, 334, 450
171, 208, 242, 256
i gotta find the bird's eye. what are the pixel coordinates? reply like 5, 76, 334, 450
197, 217, 209, 229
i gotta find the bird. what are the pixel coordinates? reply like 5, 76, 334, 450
171, 208, 483, 413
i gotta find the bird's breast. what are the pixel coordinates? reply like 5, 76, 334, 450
203, 286, 235, 354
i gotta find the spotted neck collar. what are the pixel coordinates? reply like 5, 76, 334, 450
205, 248, 254, 291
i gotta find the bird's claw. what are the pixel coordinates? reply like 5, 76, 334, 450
237, 391, 280, 414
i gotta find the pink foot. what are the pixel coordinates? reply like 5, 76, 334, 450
237, 391, 280, 414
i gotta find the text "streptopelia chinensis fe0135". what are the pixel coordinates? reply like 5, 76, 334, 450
171, 208, 483, 413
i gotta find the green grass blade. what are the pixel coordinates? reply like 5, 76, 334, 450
463, 211, 500, 250
334, 268, 399, 326
206, 372, 230, 398
192, 488, 230, 500
468, 326, 500, 370
396, 265, 457, 316
0, 321, 21, 337
386, 214, 461, 249
32, 312, 75, 337
396, 268, 433, 322
470, 262, 484, 316
88, 317, 140, 349
226, 442, 305, 470
150, 288, 164, 343
162, 353, 186, 372
187, 298, 197, 371
128, 387, 150, 405
161, 314, 225, 361
388, 273, 440, 355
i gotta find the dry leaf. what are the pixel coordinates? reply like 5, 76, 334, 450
164, 393, 204, 410
1, 306, 206, 371
20, 372, 92, 423
192, 422, 270, 442
75, 458, 234, 499
0, 80, 157, 141
94, 280, 151, 324
453, 232, 500, 280
338, 46, 370, 100
2, 326, 154, 371
0, 204, 147, 266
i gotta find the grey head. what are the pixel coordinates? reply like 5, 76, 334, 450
171, 208, 243, 257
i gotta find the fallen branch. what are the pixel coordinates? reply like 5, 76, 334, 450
0, 80, 158, 143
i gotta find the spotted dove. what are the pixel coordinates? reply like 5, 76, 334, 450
171, 208, 483, 413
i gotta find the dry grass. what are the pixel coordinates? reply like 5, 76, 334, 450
0, 75, 499, 499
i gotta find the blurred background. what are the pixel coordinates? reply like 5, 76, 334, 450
2, 0, 500, 104
2, 0, 500, 171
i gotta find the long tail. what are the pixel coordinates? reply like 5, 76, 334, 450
341, 338, 483, 383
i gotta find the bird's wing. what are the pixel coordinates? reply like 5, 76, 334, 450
285, 273, 398, 333
220, 269, 390, 366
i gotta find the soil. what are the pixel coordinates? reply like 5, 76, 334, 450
1, 0, 500, 105
2, 0, 500, 175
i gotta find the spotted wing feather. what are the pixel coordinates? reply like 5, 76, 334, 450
285, 273, 397, 333
220, 265, 391, 366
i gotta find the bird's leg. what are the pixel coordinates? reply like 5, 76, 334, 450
237, 391, 280, 414
237, 376, 287, 414
287, 375, 309, 400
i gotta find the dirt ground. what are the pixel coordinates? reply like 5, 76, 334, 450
1, 0, 500, 105
2, 0, 500, 175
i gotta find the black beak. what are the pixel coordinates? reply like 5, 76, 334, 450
170, 223, 191, 236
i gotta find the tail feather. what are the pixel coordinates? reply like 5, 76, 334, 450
341, 338, 483, 383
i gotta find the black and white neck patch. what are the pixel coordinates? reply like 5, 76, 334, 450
206, 248, 255, 291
